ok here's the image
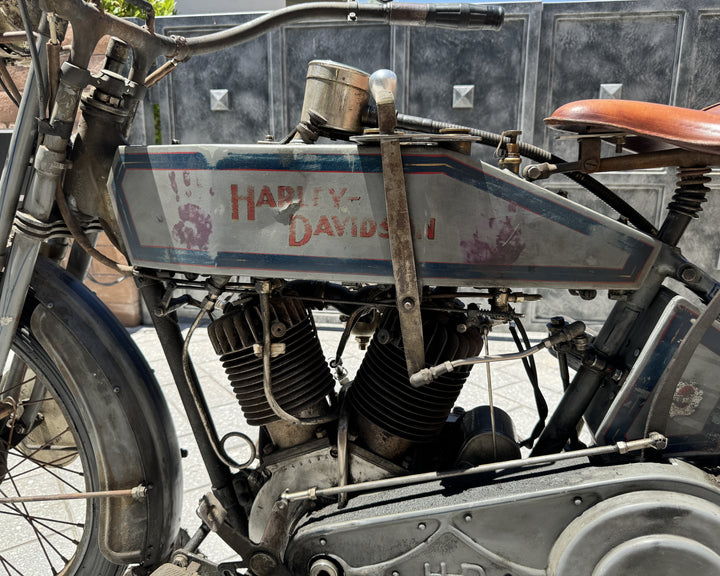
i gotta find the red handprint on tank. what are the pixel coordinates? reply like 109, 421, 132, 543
461, 215, 524, 265
172, 203, 212, 250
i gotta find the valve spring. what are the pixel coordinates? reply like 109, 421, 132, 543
208, 297, 335, 426
349, 309, 483, 443
668, 166, 711, 219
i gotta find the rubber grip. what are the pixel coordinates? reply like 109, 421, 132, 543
426, 4, 504, 30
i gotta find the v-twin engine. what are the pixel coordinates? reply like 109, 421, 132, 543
208, 290, 487, 467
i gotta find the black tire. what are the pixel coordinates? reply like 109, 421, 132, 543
0, 313, 124, 576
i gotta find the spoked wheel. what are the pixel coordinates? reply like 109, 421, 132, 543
0, 325, 123, 576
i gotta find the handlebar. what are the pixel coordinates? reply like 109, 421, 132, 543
184, 3, 504, 57
39, 0, 503, 78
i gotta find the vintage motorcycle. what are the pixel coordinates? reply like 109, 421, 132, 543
1, 1, 720, 575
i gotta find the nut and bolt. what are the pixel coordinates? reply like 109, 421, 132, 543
270, 322, 287, 338
582, 158, 600, 172
172, 554, 188, 568
680, 266, 701, 284
309, 558, 339, 576
376, 329, 391, 345
402, 297, 415, 311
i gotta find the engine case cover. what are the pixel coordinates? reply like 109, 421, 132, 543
284, 461, 720, 576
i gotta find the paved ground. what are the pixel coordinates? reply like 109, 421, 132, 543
127, 320, 578, 563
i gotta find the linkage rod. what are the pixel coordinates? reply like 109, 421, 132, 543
282, 433, 668, 502
0, 484, 148, 504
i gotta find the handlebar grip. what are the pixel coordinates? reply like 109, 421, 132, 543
425, 4, 505, 30
388, 3, 504, 31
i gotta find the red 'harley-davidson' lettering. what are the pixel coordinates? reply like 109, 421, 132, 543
230, 183, 436, 246
231, 184, 349, 221
289, 215, 436, 246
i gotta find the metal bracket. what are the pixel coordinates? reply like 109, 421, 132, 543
198, 493, 292, 576
253, 343, 286, 358
375, 90, 425, 375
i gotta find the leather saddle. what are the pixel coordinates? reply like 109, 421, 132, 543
545, 99, 720, 157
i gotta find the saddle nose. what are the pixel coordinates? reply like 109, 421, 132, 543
545, 99, 720, 156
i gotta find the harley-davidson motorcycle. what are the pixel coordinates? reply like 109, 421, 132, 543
1, 1, 720, 575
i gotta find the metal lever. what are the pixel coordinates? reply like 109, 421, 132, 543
371, 70, 425, 376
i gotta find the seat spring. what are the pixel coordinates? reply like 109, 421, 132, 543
668, 166, 711, 219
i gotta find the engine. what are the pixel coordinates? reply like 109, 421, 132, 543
206, 283, 521, 541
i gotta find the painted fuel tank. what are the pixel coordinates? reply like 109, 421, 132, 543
108, 143, 659, 288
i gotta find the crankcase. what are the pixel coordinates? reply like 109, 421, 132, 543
250, 442, 404, 542
108, 143, 659, 290
284, 460, 720, 576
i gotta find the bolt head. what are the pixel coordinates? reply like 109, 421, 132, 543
249, 553, 277, 576
680, 266, 700, 283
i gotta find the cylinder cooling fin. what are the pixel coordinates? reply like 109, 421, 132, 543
208, 296, 335, 426
349, 308, 484, 443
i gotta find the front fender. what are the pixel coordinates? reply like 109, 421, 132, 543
28, 257, 182, 567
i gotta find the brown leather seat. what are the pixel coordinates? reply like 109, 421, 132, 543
545, 99, 720, 155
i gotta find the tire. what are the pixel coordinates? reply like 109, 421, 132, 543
0, 314, 124, 576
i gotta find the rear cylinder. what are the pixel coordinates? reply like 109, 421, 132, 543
349, 308, 483, 461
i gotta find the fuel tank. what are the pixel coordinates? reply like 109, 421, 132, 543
108, 143, 659, 289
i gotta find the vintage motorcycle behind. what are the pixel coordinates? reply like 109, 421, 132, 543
1, 1, 720, 575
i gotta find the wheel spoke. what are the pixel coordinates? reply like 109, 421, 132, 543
1, 478, 73, 570
8, 460, 83, 494
0, 372, 40, 402
28, 517, 80, 545
18, 397, 55, 407
6, 425, 73, 474
0, 554, 25, 576
0, 508, 83, 528
7, 449, 83, 479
